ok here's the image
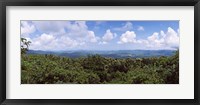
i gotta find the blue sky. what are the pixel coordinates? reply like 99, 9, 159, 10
21, 20, 179, 51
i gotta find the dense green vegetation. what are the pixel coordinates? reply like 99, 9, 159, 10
21, 38, 179, 84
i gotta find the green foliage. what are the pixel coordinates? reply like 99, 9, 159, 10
21, 51, 179, 84
21, 38, 31, 54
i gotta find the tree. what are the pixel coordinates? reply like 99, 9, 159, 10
21, 38, 31, 54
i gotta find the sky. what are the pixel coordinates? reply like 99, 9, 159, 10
20, 20, 179, 51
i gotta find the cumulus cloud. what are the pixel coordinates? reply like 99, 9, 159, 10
164, 27, 179, 47
99, 29, 117, 44
147, 32, 165, 47
146, 27, 179, 49
32, 21, 66, 35
32, 21, 92, 37
136, 39, 149, 45
118, 31, 137, 44
160, 30, 166, 37
113, 22, 133, 31
102, 29, 114, 42
30, 33, 56, 50
23, 21, 101, 51
87, 31, 99, 43
65, 21, 89, 37
117, 27, 179, 50
21, 21, 36, 37
30, 33, 81, 51
22, 20, 179, 50
58, 36, 80, 48
32, 21, 90, 37
137, 26, 144, 31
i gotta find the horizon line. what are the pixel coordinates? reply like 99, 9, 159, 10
28, 49, 178, 52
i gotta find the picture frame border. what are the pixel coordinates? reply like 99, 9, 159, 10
0, 0, 199, 105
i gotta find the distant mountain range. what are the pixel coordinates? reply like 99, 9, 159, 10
27, 50, 177, 58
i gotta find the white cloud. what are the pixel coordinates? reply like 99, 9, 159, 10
147, 32, 165, 48
137, 26, 144, 31
32, 21, 66, 35
30, 33, 81, 51
34, 21, 98, 42
102, 29, 114, 42
146, 27, 179, 49
99, 29, 117, 44
32, 21, 89, 37
21, 21, 36, 37
164, 27, 179, 47
160, 30, 166, 37
27, 21, 101, 50
30, 33, 56, 50
87, 31, 99, 43
98, 41, 107, 45
113, 22, 133, 31
136, 39, 149, 44
58, 36, 80, 48
117, 27, 179, 50
118, 31, 137, 44
65, 21, 89, 37
24, 20, 179, 50
147, 32, 159, 41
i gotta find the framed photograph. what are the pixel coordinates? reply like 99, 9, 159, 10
1, 0, 199, 105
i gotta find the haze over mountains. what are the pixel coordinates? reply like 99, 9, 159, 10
27, 50, 177, 58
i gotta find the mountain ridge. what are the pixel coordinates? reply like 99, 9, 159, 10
27, 50, 177, 58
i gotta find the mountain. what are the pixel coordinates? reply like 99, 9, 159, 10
27, 50, 177, 58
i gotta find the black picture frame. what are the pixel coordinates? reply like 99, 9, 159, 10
0, 0, 200, 105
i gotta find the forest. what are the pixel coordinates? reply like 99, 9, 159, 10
21, 38, 179, 84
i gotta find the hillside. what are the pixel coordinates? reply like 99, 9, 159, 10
22, 50, 179, 84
